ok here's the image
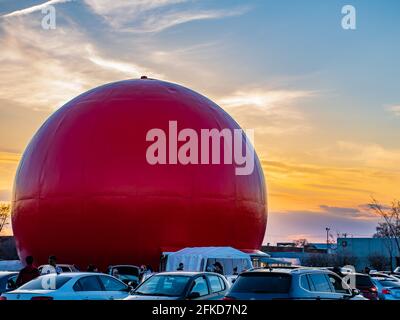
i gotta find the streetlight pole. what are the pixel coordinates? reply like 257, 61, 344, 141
326, 227, 330, 252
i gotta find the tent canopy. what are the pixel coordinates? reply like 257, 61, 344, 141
165, 247, 252, 275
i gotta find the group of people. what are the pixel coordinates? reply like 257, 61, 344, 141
176, 261, 226, 275
15, 255, 61, 287
14, 255, 100, 288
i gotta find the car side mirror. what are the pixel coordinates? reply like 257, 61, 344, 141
187, 292, 200, 299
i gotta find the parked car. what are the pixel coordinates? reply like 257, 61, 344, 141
390, 274, 400, 280
0, 272, 18, 294
223, 268, 366, 300
0, 272, 132, 300
106, 265, 141, 287
125, 272, 229, 300
369, 272, 397, 279
371, 276, 400, 300
353, 273, 378, 300
38, 264, 80, 273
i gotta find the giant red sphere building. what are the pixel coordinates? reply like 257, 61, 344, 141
11, 78, 267, 270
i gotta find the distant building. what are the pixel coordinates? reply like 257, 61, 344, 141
0, 236, 18, 260
336, 237, 400, 271
261, 243, 334, 266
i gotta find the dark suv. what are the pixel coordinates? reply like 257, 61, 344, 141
223, 268, 365, 300
354, 273, 378, 300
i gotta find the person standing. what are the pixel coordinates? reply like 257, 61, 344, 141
16, 256, 40, 287
213, 262, 224, 275
41, 255, 63, 275
87, 264, 98, 272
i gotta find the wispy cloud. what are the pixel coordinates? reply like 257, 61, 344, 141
265, 209, 379, 244
84, 0, 249, 33
219, 89, 314, 109
319, 205, 376, 220
0, 17, 162, 111
216, 88, 315, 135
0, 152, 21, 164
2, 0, 72, 18
386, 105, 400, 117
86, 45, 163, 79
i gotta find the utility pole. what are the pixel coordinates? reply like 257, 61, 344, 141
326, 227, 330, 251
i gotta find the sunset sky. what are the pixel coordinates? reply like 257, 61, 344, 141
0, 0, 399, 243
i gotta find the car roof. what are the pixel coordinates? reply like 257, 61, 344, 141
153, 271, 220, 277
372, 276, 398, 281
38, 264, 75, 267
0, 271, 18, 276
241, 267, 333, 275
38, 272, 106, 278
108, 265, 139, 268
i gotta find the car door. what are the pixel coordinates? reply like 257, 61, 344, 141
326, 273, 353, 299
73, 275, 105, 300
187, 275, 210, 300
98, 275, 130, 300
307, 273, 338, 300
206, 274, 227, 300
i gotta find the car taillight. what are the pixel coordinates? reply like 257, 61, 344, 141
382, 289, 391, 295
370, 286, 377, 292
0, 296, 7, 301
31, 296, 54, 300
223, 296, 236, 300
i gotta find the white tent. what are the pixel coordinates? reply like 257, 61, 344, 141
165, 247, 252, 275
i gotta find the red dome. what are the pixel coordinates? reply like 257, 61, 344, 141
12, 78, 267, 270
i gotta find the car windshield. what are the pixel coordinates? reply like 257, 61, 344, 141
134, 275, 190, 297
19, 275, 72, 290
230, 273, 292, 294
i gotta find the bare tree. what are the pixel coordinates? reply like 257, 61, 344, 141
0, 202, 11, 234
293, 238, 308, 247
303, 254, 358, 268
368, 253, 391, 271
369, 198, 400, 257
369, 198, 400, 269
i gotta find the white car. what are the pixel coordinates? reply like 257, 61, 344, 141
0, 272, 132, 300
38, 264, 79, 273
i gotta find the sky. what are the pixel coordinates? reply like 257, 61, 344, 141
0, 0, 399, 243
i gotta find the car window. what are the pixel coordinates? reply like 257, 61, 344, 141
230, 273, 291, 294
300, 275, 311, 291
208, 275, 224, 293
113, 266, 139, 277
327, 273, 349, 294
73, 276, 102, 291
190, 276, 209, 297
135, 275, 190, 297
99, 275, 127, 291
19, 275, 72, 290
219, 277, 226, 290
309, 274, 332, 293
60, 266, 71, 272
356, 275, 373, 287
6, 275, 18, 290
